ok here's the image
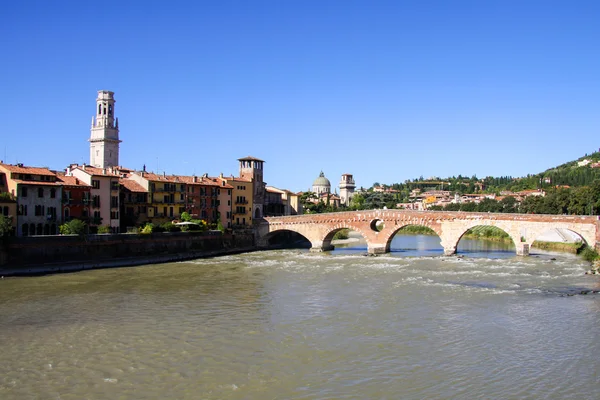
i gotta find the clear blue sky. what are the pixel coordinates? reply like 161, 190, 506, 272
2, 0, 599, 192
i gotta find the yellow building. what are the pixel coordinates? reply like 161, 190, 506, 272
127, 171, 186, 224
0, 170, 17, 234
221, 176, 253, 227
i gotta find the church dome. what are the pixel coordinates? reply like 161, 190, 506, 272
313, 171, 331, 187
312, 171, 331, 195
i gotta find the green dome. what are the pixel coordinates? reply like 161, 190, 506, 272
312, 171, 331, 188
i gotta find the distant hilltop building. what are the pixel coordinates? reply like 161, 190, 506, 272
312, 171, 331, 195
90, 90, 121, 168
339, 173, 355, 206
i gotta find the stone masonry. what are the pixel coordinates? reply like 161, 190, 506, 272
257, 210, 600, 256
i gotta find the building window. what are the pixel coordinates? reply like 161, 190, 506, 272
50, 188, 56, 198
110, 211, 119, 220
111, 196, 119, 208
20, 187, 26, 197
92, 180, 100, 189
47, 207, 57, 219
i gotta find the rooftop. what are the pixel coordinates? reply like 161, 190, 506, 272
0, 163, 57, 176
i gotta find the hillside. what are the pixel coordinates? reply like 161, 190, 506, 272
385, 150, 600, 195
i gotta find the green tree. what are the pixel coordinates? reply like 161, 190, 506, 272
0, 215, 14, 237
181, 211, 192, 221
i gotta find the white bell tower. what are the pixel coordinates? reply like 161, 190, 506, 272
90, 90, 121, 168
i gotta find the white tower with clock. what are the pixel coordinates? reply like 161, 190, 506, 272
90, 90, 121, 168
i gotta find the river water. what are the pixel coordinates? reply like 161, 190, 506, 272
1, 234, 600, 399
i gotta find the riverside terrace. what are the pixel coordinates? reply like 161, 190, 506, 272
256, 209, 600, 256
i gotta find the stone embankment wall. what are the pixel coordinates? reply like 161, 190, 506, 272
0, 231, 255, 276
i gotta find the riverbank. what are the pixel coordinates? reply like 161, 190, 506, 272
0, 246, 258, 277
0, 231, 255, 277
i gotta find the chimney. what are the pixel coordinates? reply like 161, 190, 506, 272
193, 176, 198, 183
102, 168, 106, 175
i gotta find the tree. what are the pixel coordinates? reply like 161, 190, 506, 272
300, 192, 318, 212
0, 215, 14, 237
181, 211, 192, 222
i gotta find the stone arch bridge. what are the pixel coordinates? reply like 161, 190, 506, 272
256, 210, 600, 256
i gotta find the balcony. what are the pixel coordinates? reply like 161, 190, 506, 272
235, 200, 248, 205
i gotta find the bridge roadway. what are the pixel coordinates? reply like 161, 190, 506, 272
257, 209, 600, 256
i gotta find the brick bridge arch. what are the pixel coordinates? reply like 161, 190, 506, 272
257, 210, 600, 256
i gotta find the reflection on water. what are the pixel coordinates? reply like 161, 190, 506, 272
1, 235, 599, 399
335, 232, 516, 258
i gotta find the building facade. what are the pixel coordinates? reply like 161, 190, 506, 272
68, 165, 121, 232
57, 174, 91, 225
0, 163, 62, 236
238, 156, 265, 219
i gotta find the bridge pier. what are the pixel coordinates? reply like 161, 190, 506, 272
443, 246, 457, 256
310, 241, 334, 252
516, 243, 530, 256
367, 244, 387, 255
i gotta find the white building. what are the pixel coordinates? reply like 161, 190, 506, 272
339, 173, 355, 206
90, 90, 121, 168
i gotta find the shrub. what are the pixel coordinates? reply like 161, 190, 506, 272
59, 219, 87, 235
97, 225, 111, 234
161, 222, 181, 232
333, 229, 350, 240
140, 223, 153, 234
579, 246, 599, 262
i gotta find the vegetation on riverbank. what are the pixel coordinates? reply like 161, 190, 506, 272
578, 246, 600, 262
333, 229, 350, 240
532, 241, 583, 254
396, 225, 437, 235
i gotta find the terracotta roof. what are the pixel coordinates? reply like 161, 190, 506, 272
11, 179, 61, 186
0, 163, 57, 176
72, 165, 121, 177
57, 176, 91, 187
224, 176, 252, 183
176, 175, 219, 187
129, 172, 186, 183
120, 179, 147, 193
238, 156, 265, 162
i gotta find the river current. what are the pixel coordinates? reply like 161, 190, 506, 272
1, 234, 600, 399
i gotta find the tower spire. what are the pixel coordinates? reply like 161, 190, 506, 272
89, 90, 121, 168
